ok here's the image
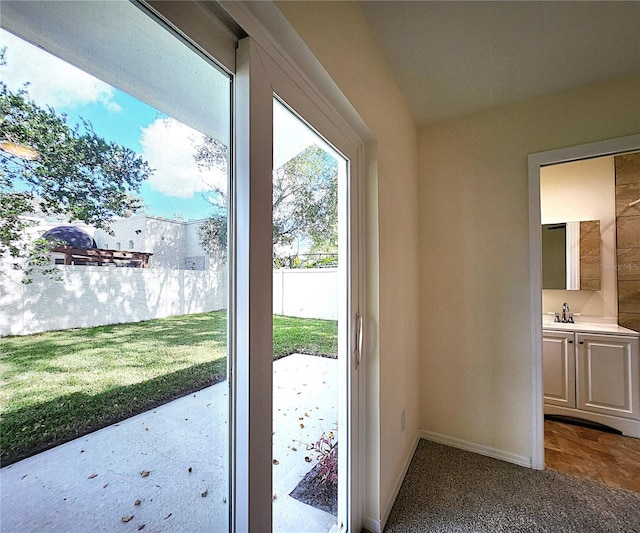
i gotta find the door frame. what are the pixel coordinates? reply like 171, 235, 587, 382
528, 133, 640, 470
232, 31, 366, 532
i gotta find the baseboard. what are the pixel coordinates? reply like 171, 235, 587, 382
372, 434, 421, 533
363, 516, 381, 533
363, 430, 531, 532
419, 430, 532, 468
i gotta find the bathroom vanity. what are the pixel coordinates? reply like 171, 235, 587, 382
543, 320, 640, 438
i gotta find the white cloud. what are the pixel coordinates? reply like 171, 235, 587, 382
140, 117, 226, 199
1, 29, 119, 112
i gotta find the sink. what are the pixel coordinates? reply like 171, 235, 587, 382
542, 319, 639, 336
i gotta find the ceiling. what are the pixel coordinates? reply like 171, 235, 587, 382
360, 1, 640, 126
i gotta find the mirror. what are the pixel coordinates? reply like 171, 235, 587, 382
542, 220, 601, 290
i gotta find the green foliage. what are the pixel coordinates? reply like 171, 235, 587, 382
195, 139, 338, 265
272, 314, 338, 359
0, 70, 151, 268
0, 312, 337, 464
273, 145, 338, 255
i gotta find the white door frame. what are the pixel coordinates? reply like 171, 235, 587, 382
232, 32, 366, 531
528, 133, 640, 470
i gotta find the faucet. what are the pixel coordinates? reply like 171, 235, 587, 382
561, 302, 574, 323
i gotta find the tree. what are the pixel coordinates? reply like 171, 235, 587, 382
0, 66, 151, 270
195, 140, 338, 265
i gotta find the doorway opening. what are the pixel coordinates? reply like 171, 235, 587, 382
529, 135, 640, 492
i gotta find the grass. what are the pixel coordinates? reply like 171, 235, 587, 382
0, 311, 337, 465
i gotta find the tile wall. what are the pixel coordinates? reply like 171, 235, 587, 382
614, 152, 640, 332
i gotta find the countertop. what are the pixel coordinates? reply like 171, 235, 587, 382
543, 320, 640, 337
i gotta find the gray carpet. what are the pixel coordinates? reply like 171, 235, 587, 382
384, 439, 640, 532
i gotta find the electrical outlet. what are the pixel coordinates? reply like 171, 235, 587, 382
400, 409, 406, 432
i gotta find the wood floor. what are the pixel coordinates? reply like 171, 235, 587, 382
544, 417, 640, 493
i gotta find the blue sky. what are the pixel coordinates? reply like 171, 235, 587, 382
1, 28, 225, 221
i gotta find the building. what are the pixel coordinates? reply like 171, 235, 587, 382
95, 215, 214, 271
2, 2, 638, 532
27, 216, 214, 270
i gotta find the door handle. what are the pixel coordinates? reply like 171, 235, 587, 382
355, 313, 363, 369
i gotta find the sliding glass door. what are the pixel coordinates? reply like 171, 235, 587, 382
0, 3, 231, 531
1, 5, 363, 531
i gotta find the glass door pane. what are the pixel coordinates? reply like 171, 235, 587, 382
272, 97, 349, 532
0, 4, 231, 531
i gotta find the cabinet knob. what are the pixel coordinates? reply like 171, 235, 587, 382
568, 340, 573, 344
579, 341, 584, 344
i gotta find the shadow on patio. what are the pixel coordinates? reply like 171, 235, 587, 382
0, 354, 338, 533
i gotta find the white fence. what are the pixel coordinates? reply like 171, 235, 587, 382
273, 268, 338, 320
0, 266, 338, 337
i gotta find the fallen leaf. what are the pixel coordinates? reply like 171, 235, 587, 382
291, 447, 297, 452
144, 427, 149, 431
164, 513, 172, 520
201, 490, 208, 498
188, 467, 192, 473
88, 473, 98, 479
272, 494, 278, 500
272, 459, 279, 465
134, 499, 141, 506
137, 525, 145, 531
298, 417, 304, 421
103, 483, 109, 489
299, 423, 305, 429
122, 515, 134, 523
140, 471, 150, 477
305, 456, 312, 463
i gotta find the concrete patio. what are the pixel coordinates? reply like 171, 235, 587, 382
1, 354, 338, 532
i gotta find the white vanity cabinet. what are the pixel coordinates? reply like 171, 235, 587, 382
543, 331, 575, 408
576, 333, 639, 420
543, 327, 640, 438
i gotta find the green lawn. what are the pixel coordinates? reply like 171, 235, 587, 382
0, 311, 337, 465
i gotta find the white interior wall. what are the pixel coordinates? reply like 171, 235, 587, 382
418, 72, 640, 465
541, 156, 617, 319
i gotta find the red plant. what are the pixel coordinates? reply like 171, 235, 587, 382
307, 430, 338, 484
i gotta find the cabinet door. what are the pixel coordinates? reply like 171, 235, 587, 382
576, 334, 640, 420
543, 331, 576, 408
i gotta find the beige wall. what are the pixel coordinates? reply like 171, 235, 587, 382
541, 156, 617, 319
276, 1, 420, 525
418, 72, 640, 460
